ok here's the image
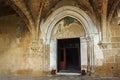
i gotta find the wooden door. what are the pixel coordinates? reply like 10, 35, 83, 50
58, 48, 66, 70
66, 47, 80, 70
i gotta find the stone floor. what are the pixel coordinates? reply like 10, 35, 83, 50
0, 74, 120, 80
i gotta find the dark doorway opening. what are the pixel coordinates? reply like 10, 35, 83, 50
57, 38, 81, 73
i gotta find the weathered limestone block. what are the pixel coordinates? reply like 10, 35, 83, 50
111, 37, 120, 42
112, 43, 120, 48
115, 56, 120, 63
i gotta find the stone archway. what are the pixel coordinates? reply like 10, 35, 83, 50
41, 6, 101, 74
41, 6, 98, 43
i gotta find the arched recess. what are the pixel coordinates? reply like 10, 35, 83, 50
41, 6, 99, 43
41, 6, 102, 74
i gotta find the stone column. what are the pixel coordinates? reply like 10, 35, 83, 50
87, 39, 91, 74
81, 37, 88, 71
50, 39, 57, 71
87, 36, 94, 75
90, 39, 94, 73
101, 0, 108, 42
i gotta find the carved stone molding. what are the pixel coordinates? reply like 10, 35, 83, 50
98, 42, 112, 49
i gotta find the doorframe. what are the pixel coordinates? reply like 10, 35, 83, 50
56, 38, 81, 73
42, 6, 100, 74
49, 37, 95, 75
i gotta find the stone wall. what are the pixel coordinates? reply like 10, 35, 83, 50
0, 15, 50, 75
0, 14, 29, 74
94, 17, 120, 77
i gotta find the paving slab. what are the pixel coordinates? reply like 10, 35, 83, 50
0, 74, 120, 80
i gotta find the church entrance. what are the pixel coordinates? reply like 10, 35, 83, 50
57, 38, 81, 73
43, 6, 99, 75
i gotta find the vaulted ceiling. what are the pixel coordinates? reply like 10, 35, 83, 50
0, 0, 16, 17
0, 0, 120, 39
0, 0, 120, 19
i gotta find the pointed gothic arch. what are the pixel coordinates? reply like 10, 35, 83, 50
41, 6, 101, 74
41, 6, 99, 43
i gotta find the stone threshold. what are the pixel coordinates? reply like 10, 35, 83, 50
56, 72, 81, 75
